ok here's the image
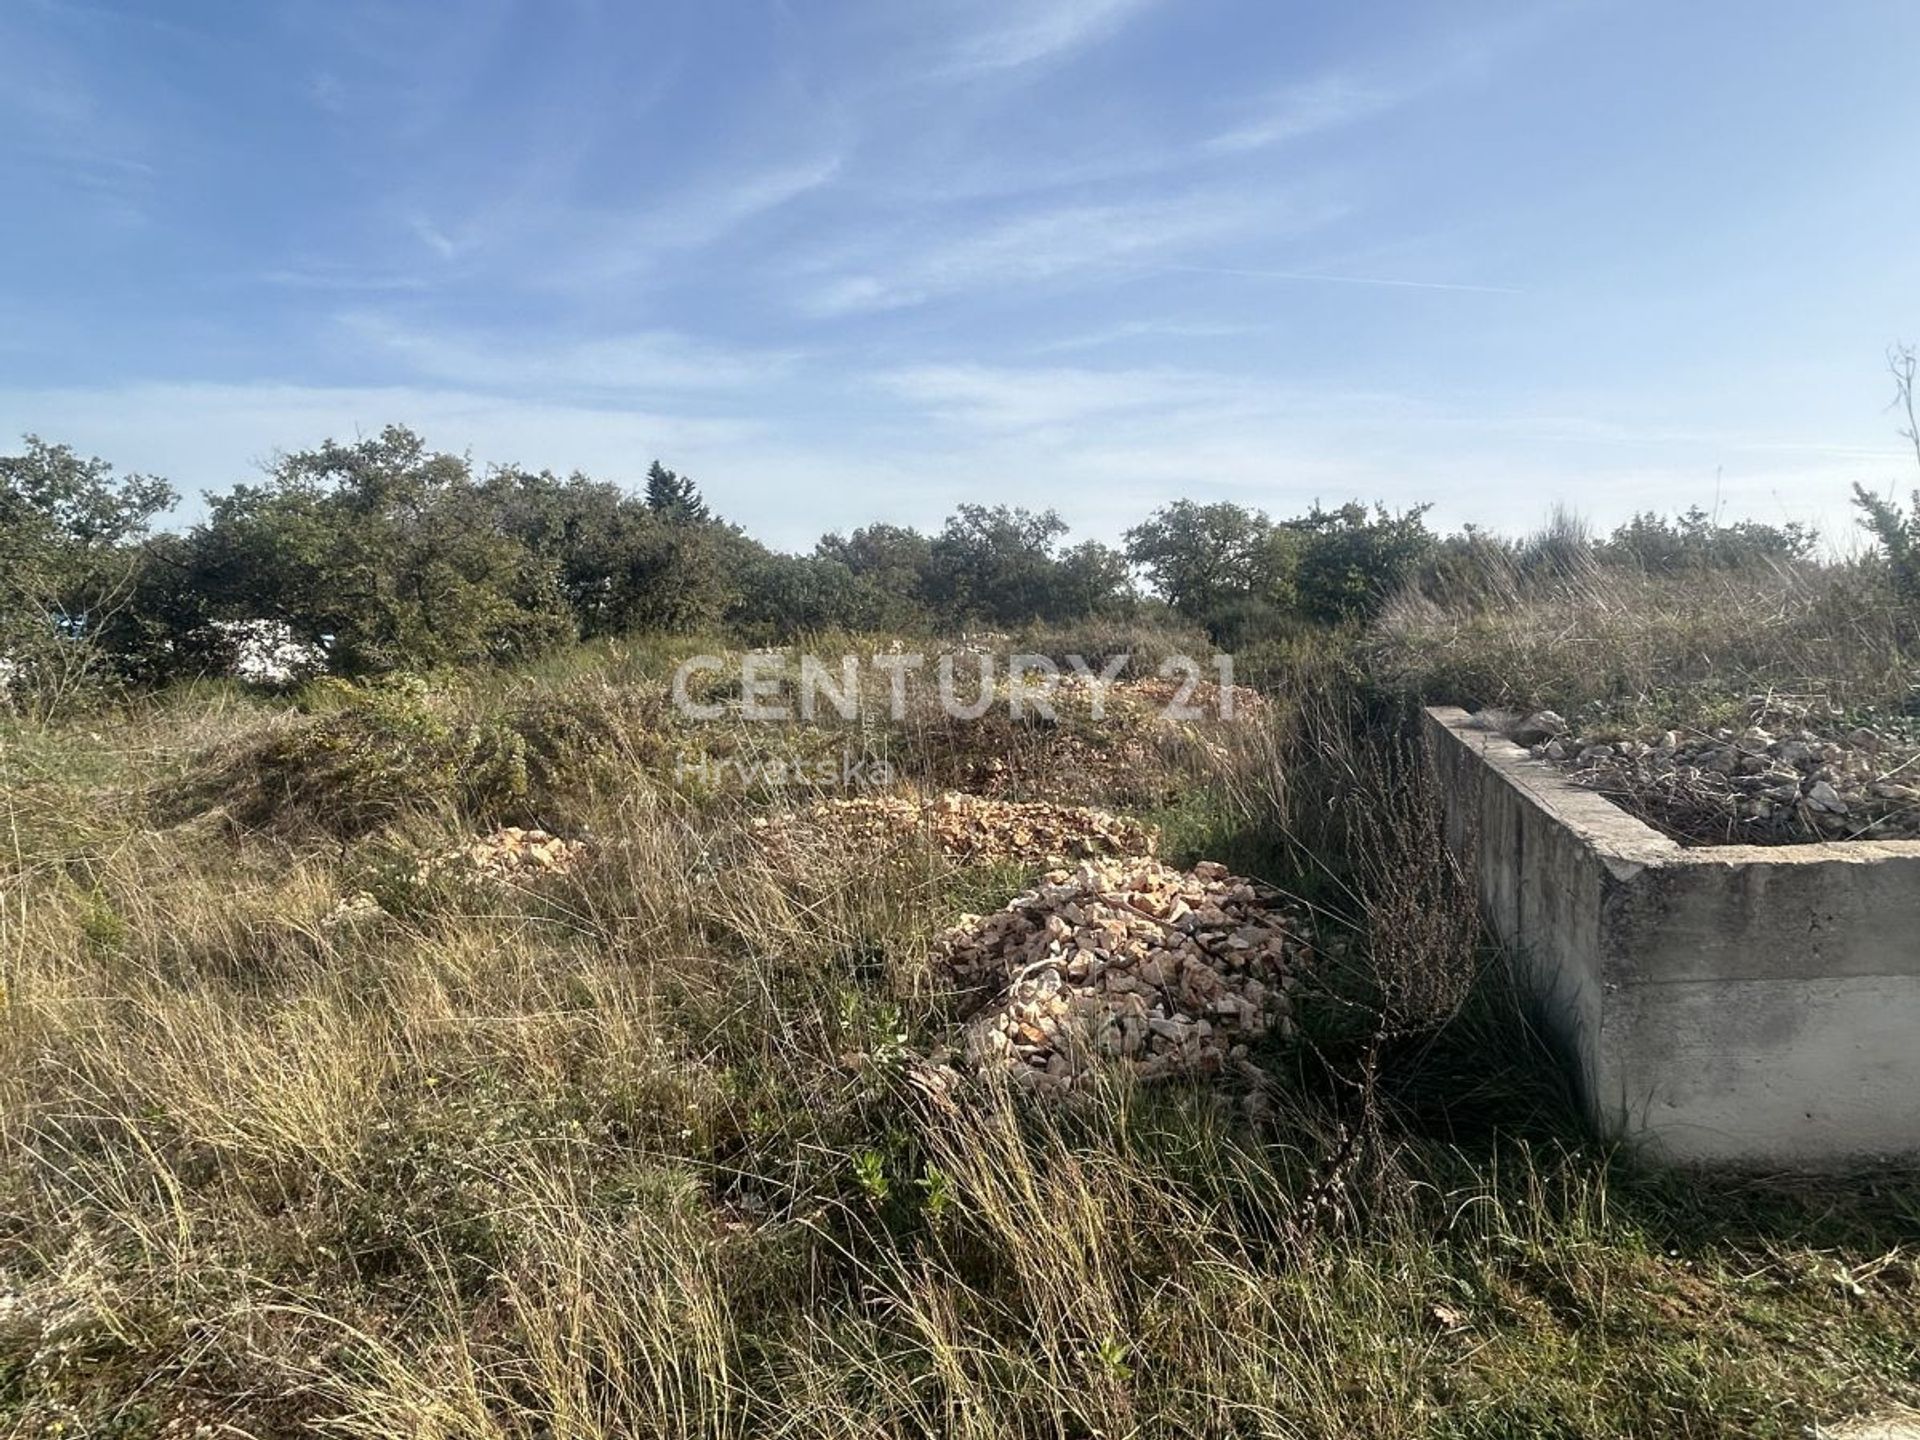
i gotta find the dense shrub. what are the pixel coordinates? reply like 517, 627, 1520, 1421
1854, 485, 1920, 607
1601, 506, 1817, 572
179, 674, 663, 840
12, 415, 1913, 707
209, 675, 464, 837
814, 524, 934, 630
1126, 499, 1434, 635
0, 435, 176, 710
732, 553, 869, 638
1283, 502, 1435, 623
1848, 345, 1920, 613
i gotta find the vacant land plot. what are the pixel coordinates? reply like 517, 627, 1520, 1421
1, 625, 1916, 1438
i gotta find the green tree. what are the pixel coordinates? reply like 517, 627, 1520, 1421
1048, 539, 1135, 620
1282, 501, 1435, 623
0, 435, 176, 706
188, 427, 573, 674
481, 463, 742, 636
644, 460, 710, 524
1124, 500, 1293, 627
925, 505, 1118, 626
815, 523, 934, 629
734, 552, 866, 637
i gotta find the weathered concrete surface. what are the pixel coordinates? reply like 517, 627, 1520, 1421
1816, 1413, 1920, 1440
1426, 706, 1920, 1164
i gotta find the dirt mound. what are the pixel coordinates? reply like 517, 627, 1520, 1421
934, 858, 1311, 1090
750, 792, 1156, 869
891, 674, 1271, 807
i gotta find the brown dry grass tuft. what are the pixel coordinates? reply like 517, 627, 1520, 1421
1372, 557, 1914, 724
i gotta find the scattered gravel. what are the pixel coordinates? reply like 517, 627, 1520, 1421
326, 827, 589, 926
751, 791, 1157, 869
448, 826, 591, 880
1503, 703, 1920, 844
933, 858, 1312, 1091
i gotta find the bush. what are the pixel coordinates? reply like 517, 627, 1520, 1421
732, 553, 868, 638
1851, 343, 1920, 613
1854, 485, 1920, 608
1602, 506, 1818, 573
218, 676, 464, 838
0, 434, 177, 713
1283, 502, 1435, 624
179, 674, 664, 841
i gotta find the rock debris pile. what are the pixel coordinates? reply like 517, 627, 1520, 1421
752, 792, 1156, 868
323, 826, 588, 927
933, 858, 1311, 1090
1507, 706, 1920, 843
441, 826, 590, 882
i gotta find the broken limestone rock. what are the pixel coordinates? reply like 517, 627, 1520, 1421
933, 857, 1312, 1091
1524, 707, 1920, 844
752, 791, 1157, 869
427, 826, 589, 884
1509, 710, 1568, 747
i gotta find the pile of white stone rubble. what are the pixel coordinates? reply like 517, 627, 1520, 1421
751, 791, 1157, 868
447, 826, 590, 880
933, 858, 1311, 1091
324, 826, 589, 927
1505, 705, 1920, 843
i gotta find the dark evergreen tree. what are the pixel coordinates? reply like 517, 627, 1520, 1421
644, 461, 710, 524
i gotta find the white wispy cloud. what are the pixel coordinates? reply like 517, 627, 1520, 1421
258, 264, 434, 293
652, 156, 846, 251
0, 381, 767, 511
1029, 319, 1257, 354
554, 153, 844, 285
338, 313, 795, 393
407, 216, 462, 261
1206, 74, 1399, 154
1154, 263, 1522, 296
880, 363, 1256, 431
0, 9, 155, 224
801, 191, 1338, 315
946, 0, 1159, 72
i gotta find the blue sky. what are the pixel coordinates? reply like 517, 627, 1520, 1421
2, 0, 1917, 550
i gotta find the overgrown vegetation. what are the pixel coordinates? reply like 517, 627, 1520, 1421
10, 407, 1916, 720
2, 618, 1915, 1438
4, 391, 1920, 1434
1372, 555, 1914, 726
1852, 344, 1920, 611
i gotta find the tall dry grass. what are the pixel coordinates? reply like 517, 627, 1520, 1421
1372, 553, 1914, 723
0, 642, 1915, 1437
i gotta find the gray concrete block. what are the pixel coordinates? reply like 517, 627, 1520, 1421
1426, 706, 1920, 1164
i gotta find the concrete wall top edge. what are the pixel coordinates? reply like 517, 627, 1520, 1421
1425, 707, 1679, 865
1424, 707, 1920, 867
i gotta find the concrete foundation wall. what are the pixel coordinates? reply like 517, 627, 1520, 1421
1425, 707, 1920, 1164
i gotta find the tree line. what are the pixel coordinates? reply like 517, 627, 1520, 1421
0, 423, 1847, 703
